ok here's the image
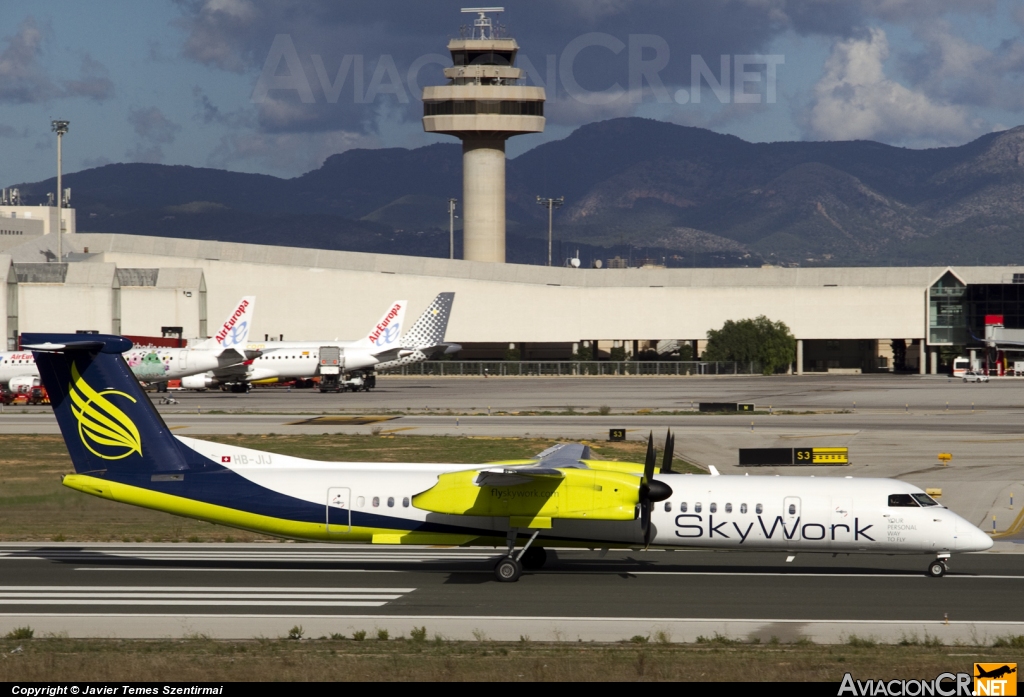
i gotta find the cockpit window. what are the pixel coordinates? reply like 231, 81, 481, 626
888, 494, 919, 507
911, 493, 939, 507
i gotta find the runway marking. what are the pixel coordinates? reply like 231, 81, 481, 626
0, 552, 497, 563
0, 597, 387, 601
0, 586, 414, 592
75, 568, 404, 573
287, 416, 397, 426
0, 586, 415, 608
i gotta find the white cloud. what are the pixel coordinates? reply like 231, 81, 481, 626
807, 28, 978, 144
0, 17, 58, 103
128, 107, 182, 144
901, 20, 1024, 113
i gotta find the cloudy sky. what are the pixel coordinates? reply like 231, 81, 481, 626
2, 0, 1023, 188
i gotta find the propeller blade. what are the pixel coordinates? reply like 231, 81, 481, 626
644, 431, 656, 483
641, 502, 652, 547
662, 430, 674, 474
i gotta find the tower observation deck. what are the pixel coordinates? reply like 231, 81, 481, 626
422, 7, 545, 263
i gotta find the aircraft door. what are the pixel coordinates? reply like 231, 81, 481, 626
326, 487, 351, 534
178, 350, 189, 371
831, 499, 852, 549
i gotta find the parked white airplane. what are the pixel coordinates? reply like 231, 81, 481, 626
0, 296, 256, 391
182, 293, 457, 391
20, 332, 995, 583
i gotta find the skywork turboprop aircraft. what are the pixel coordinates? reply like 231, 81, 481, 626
25, 333, 993, 582
183, 293, 457, 391
0, 297, 256, 391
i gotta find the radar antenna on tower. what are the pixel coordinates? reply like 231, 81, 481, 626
461, 7, 503, 40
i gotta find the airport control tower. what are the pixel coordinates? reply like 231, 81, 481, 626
423, 7, 545, 263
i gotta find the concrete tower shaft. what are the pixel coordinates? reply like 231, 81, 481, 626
422, 10, 545, 263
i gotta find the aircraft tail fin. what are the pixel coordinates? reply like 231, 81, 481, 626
353, 300, 407, 351
195, 296, 256, 353
24, 333, 197, 476
400, 293, 455, 349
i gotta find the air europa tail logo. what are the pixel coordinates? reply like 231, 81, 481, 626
68, 362, 142, 460
368, 304, 402, 345
216, 300, 250, 345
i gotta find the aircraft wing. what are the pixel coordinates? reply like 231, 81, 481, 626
475, 467, 566, 487
533, 442, 592, 466
208, 362, 251, 382
368, 346, 416, 362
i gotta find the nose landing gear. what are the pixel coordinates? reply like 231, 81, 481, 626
927, 553, 951, 577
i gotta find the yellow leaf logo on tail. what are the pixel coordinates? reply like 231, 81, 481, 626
68, 362, 142, 460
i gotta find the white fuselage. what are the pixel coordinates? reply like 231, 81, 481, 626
1, 347, 240, 387
180, 436, 993, 554
0, 352, 39, 386
122, 346, 238, 382
243, 342, 385, 382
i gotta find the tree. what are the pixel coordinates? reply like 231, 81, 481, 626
704, 316, 796, 375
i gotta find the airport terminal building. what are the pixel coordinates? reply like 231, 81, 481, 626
3, 207, 1024, 375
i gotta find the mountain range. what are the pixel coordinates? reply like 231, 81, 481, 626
8, 117, 1024, 267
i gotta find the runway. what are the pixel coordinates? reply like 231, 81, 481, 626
1, 543, 1022, 642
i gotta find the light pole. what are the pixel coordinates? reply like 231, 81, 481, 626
536, 196, 564, 266
447, 198, 457, 260
51, 120, 69, 263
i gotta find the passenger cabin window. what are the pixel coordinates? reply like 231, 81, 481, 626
740, 503, 747, 514
725, 503, 733, 513
709, 503, 717, 513
912, 493, 939, 507
664, 502, 672, 512
402, 497, 410, 508
357, 496, 365, 508
888, 494, 919, 507
387, 497, 395, 508
679, 502, 687, 513
694, 502, 702, 513
372, 496, 380, 508
756, 504, 763, 514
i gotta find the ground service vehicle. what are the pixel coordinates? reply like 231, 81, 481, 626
963, 370, 990, 383
26, 333, 993, 582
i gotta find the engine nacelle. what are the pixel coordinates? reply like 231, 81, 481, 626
342, 349, 380, 371
181, 374, 218, 390
8, 376, 40, 394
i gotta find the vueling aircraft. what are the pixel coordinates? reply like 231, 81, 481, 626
183, 293, 458, 390
26, 332, 992, 582
0, 297, 256, 392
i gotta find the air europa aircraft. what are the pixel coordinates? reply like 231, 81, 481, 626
184, 293, 458, 390
0, 297, 257, 391
26, 333, 992, 582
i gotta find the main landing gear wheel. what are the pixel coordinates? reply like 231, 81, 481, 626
495, 556, 522, 582
520, 547, 547, 570
927, 560, 947, 577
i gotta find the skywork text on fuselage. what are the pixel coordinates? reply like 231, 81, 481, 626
215, 299, 250, 345
368, 304, 402, 345
675, 514, 875, 542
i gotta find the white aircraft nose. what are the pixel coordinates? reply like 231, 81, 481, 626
963, 524, 995, 552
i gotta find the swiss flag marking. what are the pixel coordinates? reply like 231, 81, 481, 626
221, 456, 231, 463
